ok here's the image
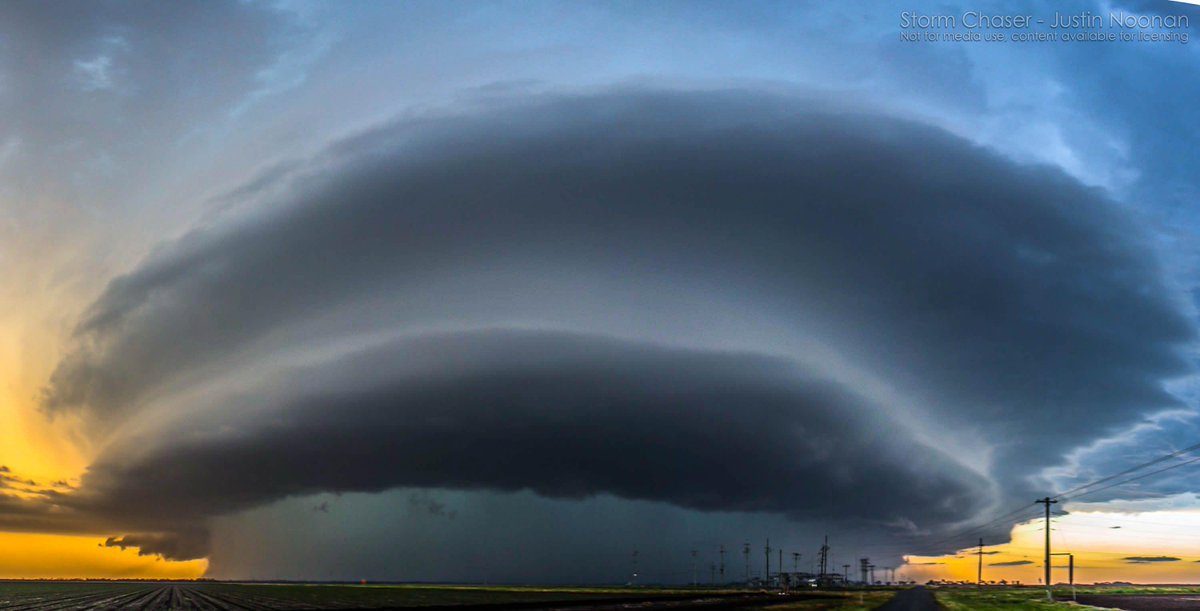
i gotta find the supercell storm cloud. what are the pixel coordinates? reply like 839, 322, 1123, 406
6, 90, 1190, 566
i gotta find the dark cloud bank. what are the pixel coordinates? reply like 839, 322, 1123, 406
10, 89, 1193, 565
990, 560, 1034, 567
1125, 556, 1182, 564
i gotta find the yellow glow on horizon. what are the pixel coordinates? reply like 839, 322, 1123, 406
0, 228, 165, 578
0, 284, 90, 484
0, 533, 206, 579
902, 509, 1200, 585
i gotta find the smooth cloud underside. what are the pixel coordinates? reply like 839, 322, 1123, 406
18, 89, 1194, 560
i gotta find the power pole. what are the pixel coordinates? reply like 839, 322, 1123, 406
868, 564, 875, 585
1069, 553, 1075, 600
743, 542, 750, 582
977, 538, 984, 586
719, 544, 726, 581
792, 552, 800, 573
1037, 497, 1058, 590
818, 536, 829, 576
778, 549, 782, 580
859, 558, 869, 585
691, 549, 699, 586
1069, 554, 1074, 591
1051, 552, 1076, 601
764, 539, 771, 582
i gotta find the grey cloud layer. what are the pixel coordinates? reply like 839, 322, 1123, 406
25, 89, 1196, 560
37, 330, 983, 560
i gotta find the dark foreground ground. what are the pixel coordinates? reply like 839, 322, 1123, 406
873, 587, 936, 611
0, 583, 870, 611
1074, 593, 1200, 610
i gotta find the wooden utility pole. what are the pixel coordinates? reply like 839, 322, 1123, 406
743, 542, 750, 582
1037, 498, 1058, 592
818, 536, 830, 576
719, 544, 725, 581
630, 550, 638, 586
1051, 552, 1075, 600
765, 539, 771, 582
977, 538, 984, 586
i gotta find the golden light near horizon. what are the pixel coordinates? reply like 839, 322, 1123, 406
0, 238, 95, 487
0, 533, 206, 580
0, 307, 203, 579
902, 508, 1200, 585
2, 0, 1200, 589
0, 396, 208, 579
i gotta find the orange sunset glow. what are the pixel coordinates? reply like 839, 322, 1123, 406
903, 509, 1200, 585
3, 4, 1200, 608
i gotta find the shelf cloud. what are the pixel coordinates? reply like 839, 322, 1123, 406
19, 88, 1195, 562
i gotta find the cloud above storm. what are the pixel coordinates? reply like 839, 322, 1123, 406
21, 88, 1194, 560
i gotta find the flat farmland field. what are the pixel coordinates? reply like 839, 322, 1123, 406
934, 588, 1100, 610
933, 586, 1200, 610
1073, 592, 1200, 610
0, 583, 858, 611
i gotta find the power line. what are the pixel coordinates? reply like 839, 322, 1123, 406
1053, 440, 1200, 500
786, 440, 1200, 581
1046, 521, 1200, 539
908, 504, 1044, 553
904, 438, 1200, 561
1059, 454, 1200, 502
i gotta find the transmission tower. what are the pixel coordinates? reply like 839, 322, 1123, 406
818, 535, 829, 576
743, 542, 750, 582
764, 539, 771, 582
691, 549, 698, 586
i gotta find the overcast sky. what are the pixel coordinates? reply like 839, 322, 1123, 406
2, 0, 1200, 583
